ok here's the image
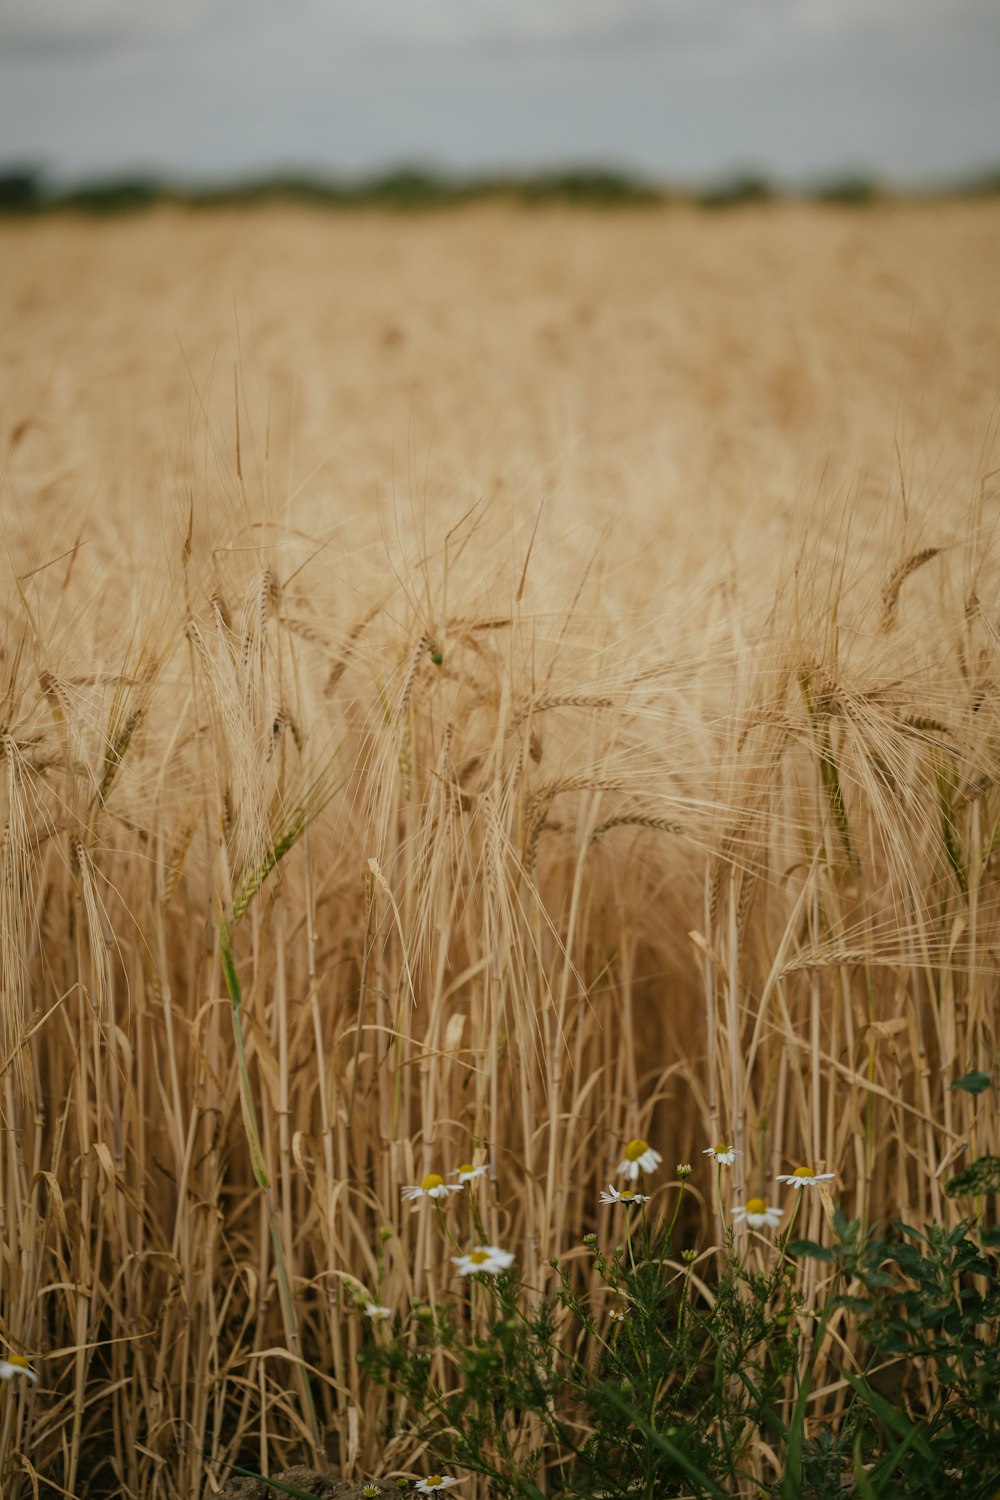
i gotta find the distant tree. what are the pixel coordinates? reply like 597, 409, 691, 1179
0, 168, 42, 213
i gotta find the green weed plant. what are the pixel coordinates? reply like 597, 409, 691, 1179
359, 1179, 1000, 1498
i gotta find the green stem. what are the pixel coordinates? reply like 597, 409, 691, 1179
220, 915, 321, 1453
677, 1257, 694, 1335
778, 1191, 804, 1266
221, 918, 269, 1189
469, 1183, 488, 1244
717, 1163, 729, 1239
664, 1178, 687, 1245
435, 1199, 463, 1253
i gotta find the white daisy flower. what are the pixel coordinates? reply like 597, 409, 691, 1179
616, 1138, 662, 1180
598, 1184, 650, 1206
362, 1487, 382, 1497
452, 1244, 515, 1277
364, 1303, 392, 1320
775, 1167, 836, 1190
453, 1162, 487, 1184
608, 1308, 627, 1322
0, 1356, 37, 1385
732, 1198, 782, 1231
703, 1143, 739, 1166
415, 1476, 460, 1492
401, 1172, 464, 1201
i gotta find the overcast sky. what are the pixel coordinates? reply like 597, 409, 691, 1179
2, 0, 999, 187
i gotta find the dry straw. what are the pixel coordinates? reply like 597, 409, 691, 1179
2, 213, 1000, 1490
0, 474, 996, 1497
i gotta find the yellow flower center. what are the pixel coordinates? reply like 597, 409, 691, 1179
620, 1191, 636, 1202
469, 1250, 490, 1265
792, 1167, 813, 1178
746, 1197, 766, 1214
713, 1143, 731, 1155
6, 1355, 29, 1369
421, 1173, 444, 1192
625, 1138, 649, 1161
426, 1480, 443, 1489
458, 1163, 474, 1175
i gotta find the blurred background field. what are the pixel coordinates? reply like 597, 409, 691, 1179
5, 198, 1000, 585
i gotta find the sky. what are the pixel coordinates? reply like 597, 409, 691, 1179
1, 0, 999, 187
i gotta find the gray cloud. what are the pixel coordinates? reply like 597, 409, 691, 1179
0, 0, 998, 184
0, 0, 210, 62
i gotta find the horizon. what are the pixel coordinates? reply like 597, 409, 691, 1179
3, 158, 998, 213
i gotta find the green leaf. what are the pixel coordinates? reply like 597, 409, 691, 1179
950, 1069, 993, 1093
867, 1411, 939, 1487
841, 1371, 934, 1461
735, 1367, 790, 1440
852, 1434, 880, 1500
832, 1206, 858, 1239
599, 1388, 729, 1500
226, 1467, 322, 1500
786, 1238, 834, 1262
946, 1156, 1000, 1197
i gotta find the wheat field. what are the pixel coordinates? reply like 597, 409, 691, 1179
1, 201, 999, 1496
